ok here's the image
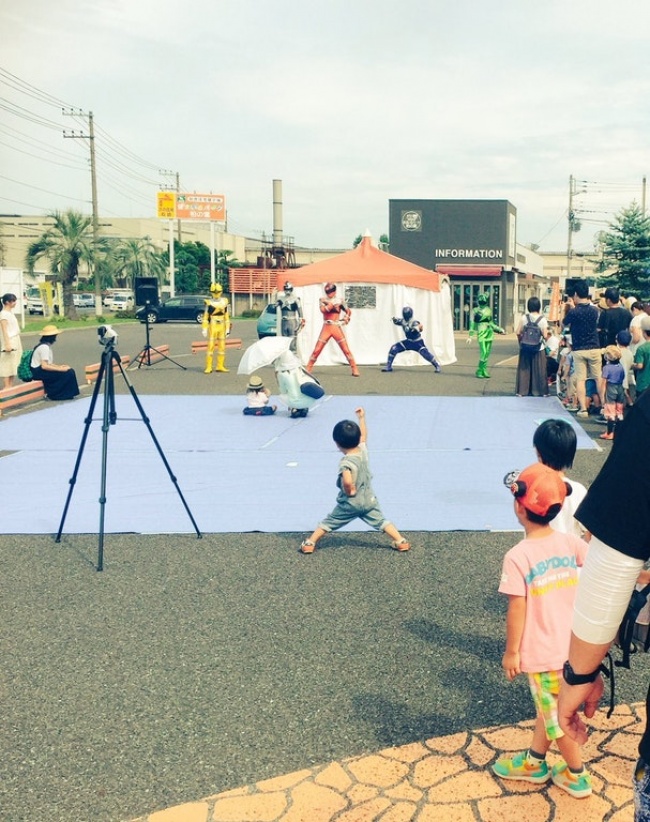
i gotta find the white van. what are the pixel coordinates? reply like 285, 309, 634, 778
107, 293, 134, 312
103, 289, 134, 309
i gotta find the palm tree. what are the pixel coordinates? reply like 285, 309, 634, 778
25, 210, 96, 319
112, 236, 166, 291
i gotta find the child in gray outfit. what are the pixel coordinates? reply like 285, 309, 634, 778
300, 406, 411, 554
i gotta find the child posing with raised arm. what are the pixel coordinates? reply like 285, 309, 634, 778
492, 463, 592, 799
300, 407, 410, 554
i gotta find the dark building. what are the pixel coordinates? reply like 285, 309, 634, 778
389, 199, 518, 331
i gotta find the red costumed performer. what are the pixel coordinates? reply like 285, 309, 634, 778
306, 282, 359, 377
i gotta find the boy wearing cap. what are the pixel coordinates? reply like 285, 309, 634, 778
632, 315, 650, 399
492, 463, 591, 798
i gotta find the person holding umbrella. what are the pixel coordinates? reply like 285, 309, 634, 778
238, 336, 324, 418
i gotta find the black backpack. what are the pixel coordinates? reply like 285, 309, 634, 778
519, 314, 543, 353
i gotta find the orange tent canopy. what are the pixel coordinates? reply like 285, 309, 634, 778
275, 235, 441, 292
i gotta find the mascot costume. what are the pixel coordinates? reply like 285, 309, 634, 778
382, 306, 442, 372
306, 282, 359, 377
202, 282, 231, 373
466, 293, 505, 378
276, 281, 305, 353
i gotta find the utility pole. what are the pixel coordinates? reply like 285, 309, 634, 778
160, 169, 180, 297
567, 175, 575, 282
160, 170, 181, 242
63, 109, 102, 316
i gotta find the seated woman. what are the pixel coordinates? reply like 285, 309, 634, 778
30, 325, 80, 401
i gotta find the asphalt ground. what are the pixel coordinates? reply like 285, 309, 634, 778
2, 319, 649, 822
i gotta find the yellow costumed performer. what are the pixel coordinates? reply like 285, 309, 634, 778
202, 283, 231, 373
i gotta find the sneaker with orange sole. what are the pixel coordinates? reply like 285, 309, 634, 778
392, 539, 411, 552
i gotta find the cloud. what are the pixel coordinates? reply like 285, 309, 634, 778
2, 0, 649, 249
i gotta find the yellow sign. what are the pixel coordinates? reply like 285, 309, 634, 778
157, 191, 176, 219
176, 193, 226, 222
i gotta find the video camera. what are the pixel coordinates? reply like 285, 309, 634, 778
97, 325, 118, 347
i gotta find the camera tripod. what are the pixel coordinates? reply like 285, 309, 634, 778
130, 302, 186, 370
56, 340, 201, 571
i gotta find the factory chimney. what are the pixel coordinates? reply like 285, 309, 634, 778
272, 179, 283, 248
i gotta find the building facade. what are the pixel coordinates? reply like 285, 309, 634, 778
389, 199, 552, 332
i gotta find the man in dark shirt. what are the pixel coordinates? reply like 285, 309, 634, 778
598, 287, 633, 347
563, 280, 601, 418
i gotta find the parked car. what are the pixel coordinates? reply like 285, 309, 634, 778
107, 294, 134, 312
256, 303, 278, 338
27, 296, 45, 315
136, 294, 209, 324
103, 290, 135, 308
73, 293, 95, 308
27, 294, 60, 315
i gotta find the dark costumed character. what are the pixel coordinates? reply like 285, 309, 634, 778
382, 306, 441, 372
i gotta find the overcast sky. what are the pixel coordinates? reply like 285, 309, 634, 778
2, 0, 649, 253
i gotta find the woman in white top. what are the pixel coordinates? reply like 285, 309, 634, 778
514, 296, 549, 397
0, 292, 22, 389
30, 325, 79, 400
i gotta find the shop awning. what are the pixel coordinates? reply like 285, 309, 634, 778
436, 265, 503, 278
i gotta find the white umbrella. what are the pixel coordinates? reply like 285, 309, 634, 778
237, 336, 293, 375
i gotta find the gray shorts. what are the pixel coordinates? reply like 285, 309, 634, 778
319, 498, 390, 533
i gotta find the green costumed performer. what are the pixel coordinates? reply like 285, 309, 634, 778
466, 293, 505, 378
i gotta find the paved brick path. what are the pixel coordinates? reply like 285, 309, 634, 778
130, 703, 644, 822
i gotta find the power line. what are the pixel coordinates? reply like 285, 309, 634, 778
0, 67, 176, 221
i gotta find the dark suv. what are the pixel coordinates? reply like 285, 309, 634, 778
136, 294, 209, 324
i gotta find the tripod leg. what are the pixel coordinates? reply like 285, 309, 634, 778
56, 352, 107, 543
116, 359, 202, 537
96, 352, 117, 571
130, 313, 187, 371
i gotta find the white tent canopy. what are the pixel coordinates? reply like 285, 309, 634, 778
275, 235, 456, 367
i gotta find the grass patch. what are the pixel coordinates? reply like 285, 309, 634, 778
22, 316, 138, 334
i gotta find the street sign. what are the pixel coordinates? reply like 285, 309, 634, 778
157, 191, 176, 219
176, 193, 226, 222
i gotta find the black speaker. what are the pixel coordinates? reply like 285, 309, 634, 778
135, 277, 159, 306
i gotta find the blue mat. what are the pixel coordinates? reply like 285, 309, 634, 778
0, 395, 595, 535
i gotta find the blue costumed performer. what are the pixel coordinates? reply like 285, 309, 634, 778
382, 306, 441, 372
466, 293, 505, 378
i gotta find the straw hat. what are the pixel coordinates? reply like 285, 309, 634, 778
247, 375, 264, 390
40, 325, 61, 336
